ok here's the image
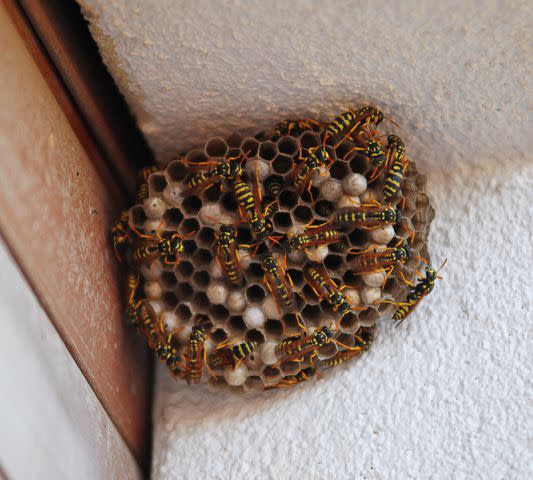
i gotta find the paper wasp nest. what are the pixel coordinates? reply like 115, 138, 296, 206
125, 120, 434, 392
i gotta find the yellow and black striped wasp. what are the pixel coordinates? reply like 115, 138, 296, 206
209, 341, 258, 369
331, 204, 401, 230
324, 106, 398, 148
139, 303, 175, 361
386, 259, 447, 326
261, 254, 302, 316
271, 118, 324, 141
111, 210, 130, 262
267, 366, 317, 389
131, 230, 190, 267
215, 224, 243, 286
304, 263, 363, 326
380, 135, 409, 201
182, 325, 208, 384
273, 325, 359, 368
349, 240, 410, 279
321, 327, 374, 368
274, 326, 334, 364
287, 146, 332, 197
286, 223, 344, 253
183, 152, 246, 196
124, 269, 143, 327
341, 136, 387, 168
136, 165, 158, 203
230, 159, 279, 244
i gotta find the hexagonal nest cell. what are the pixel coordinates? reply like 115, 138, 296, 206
114, 107, 436, 392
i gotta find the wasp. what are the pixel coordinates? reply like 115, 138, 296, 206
342, 137, 386, 168
230, 175, 276, 242
321, 327, 374, 368
210, 341, 258, 369
304, 263, 361, 325
389, 259, 447, 326
131, 231, 186, 266
286, 224, 344, 253
271, 118, 323, 141
261, 254, 301, 315
275, 326, 333, 361
325, 106, 396, 148
111, 210, 130, 262
184, 153, 244, 196
381, 135, 409, 201
141, 305, 169, 355
288, 146, 331, 196
125, 268, 141, 308
215, 224, 243, 286
136, 165, 158, 203
267, 366, 317, 389
182, 325, 207, 384
332, 204, 401, 230
230, 161, 279, 244
349, 241, 410, 277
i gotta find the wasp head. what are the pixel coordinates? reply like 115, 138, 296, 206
250, 218, 268, 240
394, 245, 410, 261
169, 234, 184, 254
425, 267, 437, 282
329, 291, 345, 308
320, 326, 333, 339
261, 255, 278, 271
287, 235, 304, 251
191, 325, 206, 341
383, 208, 399, 223
125, 305, 139, 327
313, 146, 330, 165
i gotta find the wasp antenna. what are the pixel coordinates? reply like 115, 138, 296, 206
384, 115, 400, 129
437, 258, 448, 273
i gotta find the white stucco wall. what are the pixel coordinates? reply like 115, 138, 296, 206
79, 1, 532, 478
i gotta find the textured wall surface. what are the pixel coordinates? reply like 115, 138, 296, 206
78, 1, 532, 478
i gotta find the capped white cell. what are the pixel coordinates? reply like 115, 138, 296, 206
361, 286, 382, 305
370, 224, 395, 244
160, 311, 179, 332
210, 260, 223, 279
162, 184, 183, 206
261, 342, 278, 365
306, 244, 329, 262
320, 179, 344, 202
362, 270, 387, 288
206, 281, 228, 305
360, 190, 378, 204
143, 218, 162, 235
342, 173, 367, 196
227, 290, 246, 312
344, 288, 361, 307
223, 364, 248, 386
262, 296, 279, 319
245, 158, 270, 181
144, 280, 163, 299
144, 196, 167, 219
244, 306, 266, 329
287, 250, 306, 264
199, 203, 223, 226
238, 249, 253, 269
338, 195, 361, 209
